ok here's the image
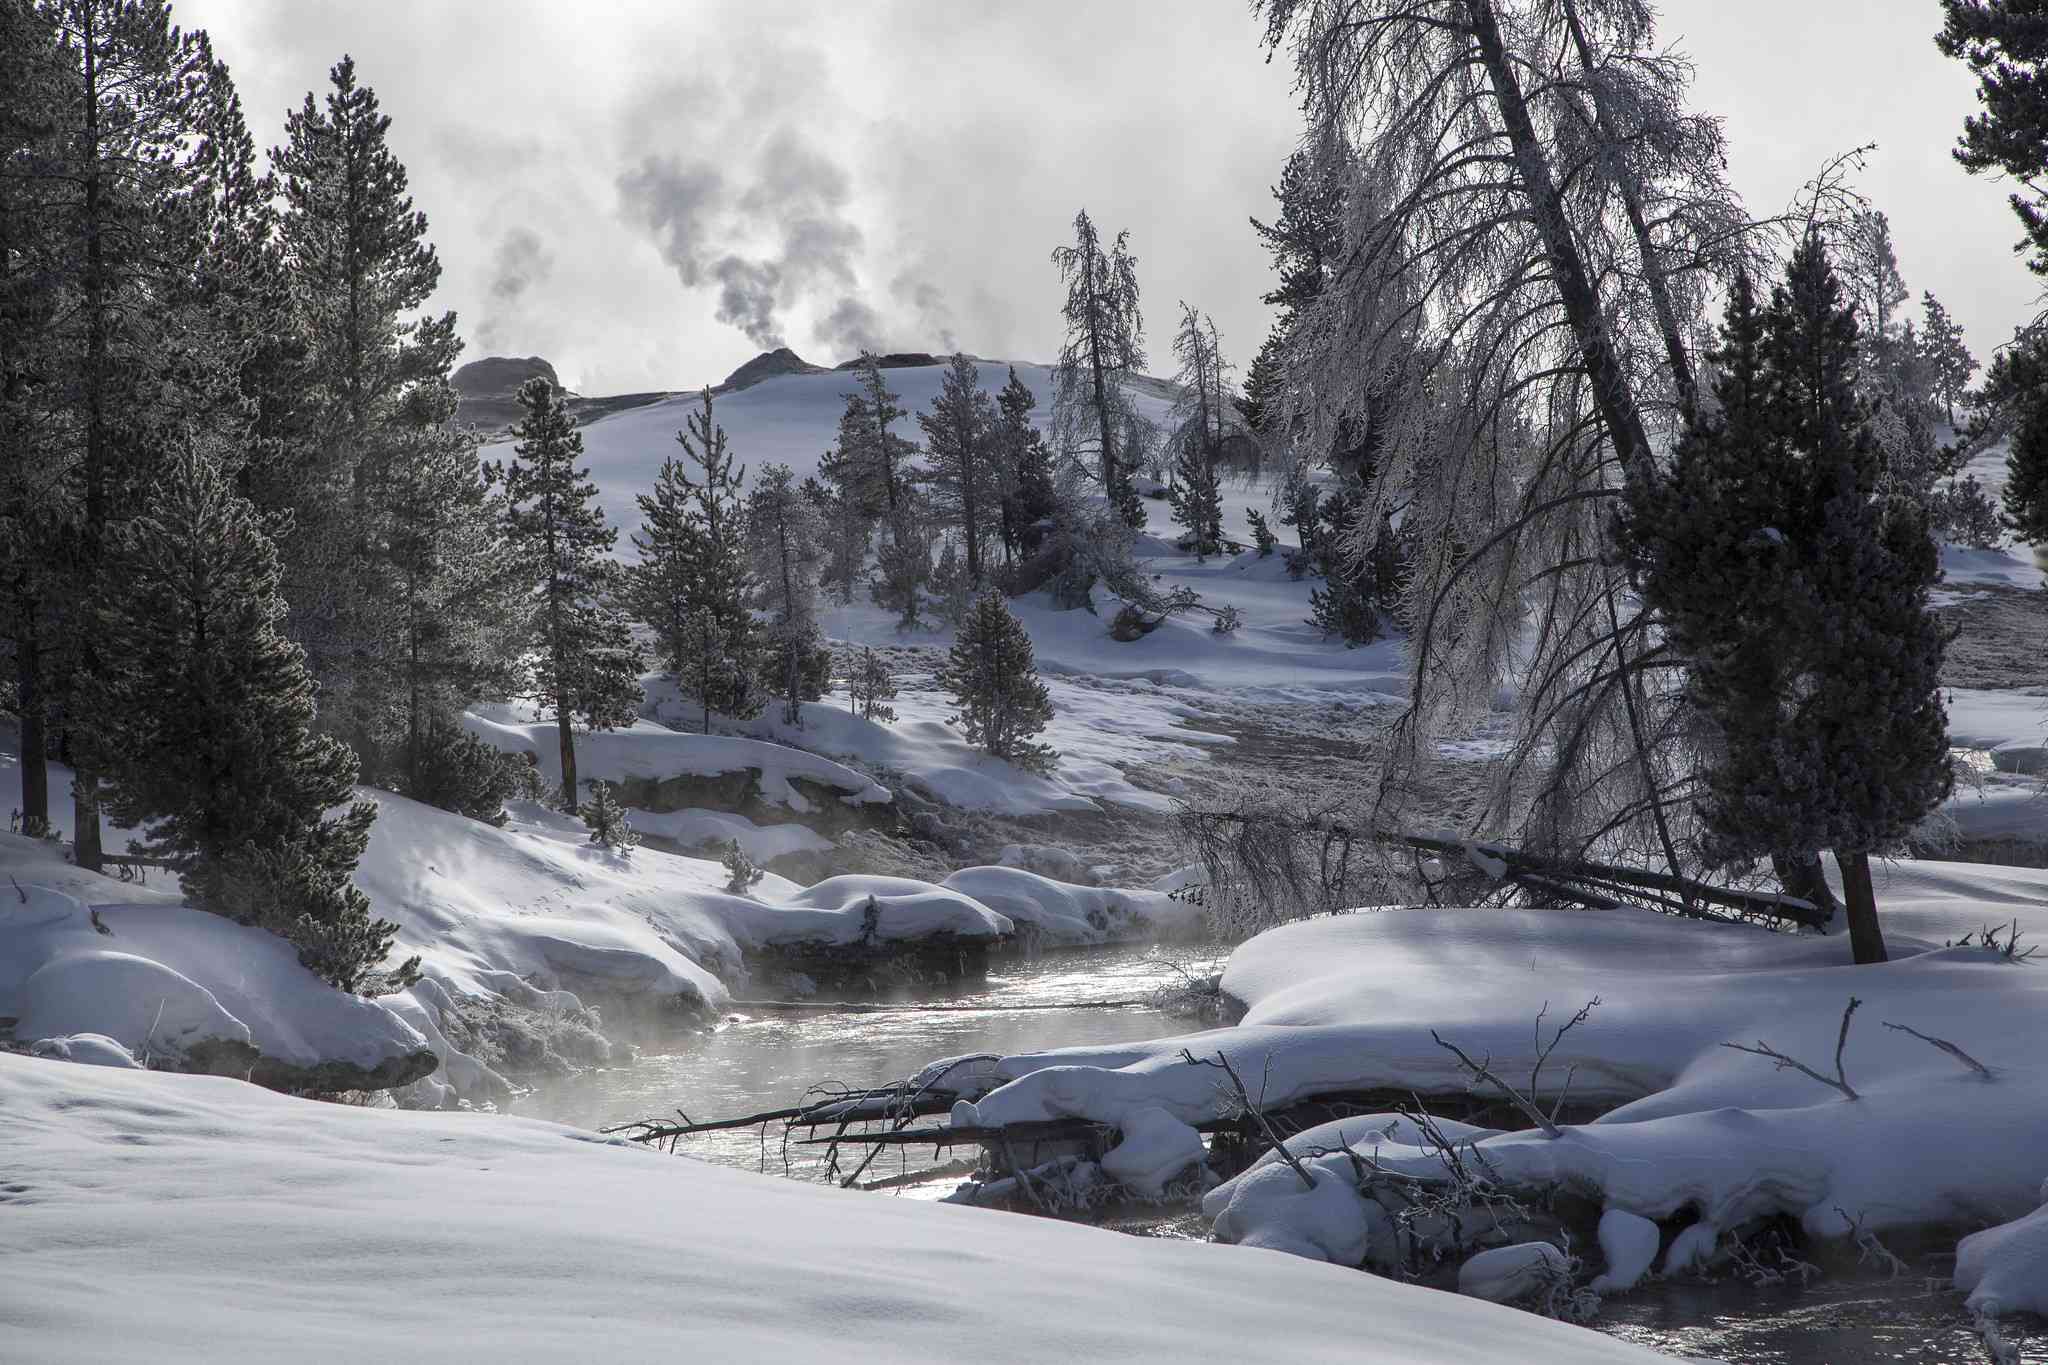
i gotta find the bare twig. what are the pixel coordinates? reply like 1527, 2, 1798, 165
1882, 1021, 1994, 1080
7, 874, 25, 905
1721, 996, 1861, 1100
1529, 998, 1601, 1122
1180, 1048, 1316, 1189
1430, 1030, 1564, 1138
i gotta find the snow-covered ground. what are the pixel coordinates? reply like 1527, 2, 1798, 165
0, 1050, 1676, 1364
938, 857, 2048, 1316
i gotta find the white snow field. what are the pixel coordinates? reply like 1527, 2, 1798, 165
940, 858, 2048, 1309
0, 1051, 1676, 1365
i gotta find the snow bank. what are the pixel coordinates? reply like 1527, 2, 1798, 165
941, 865, 1202, 944
768, 874, 1011, 945
1957, 1188, 2048, 1318
946, 862, 2048, 1282
0, 847, 431, 1088
0, 1052, 1672, 1363
628, 806, 833, 861
465, 704, 891, 810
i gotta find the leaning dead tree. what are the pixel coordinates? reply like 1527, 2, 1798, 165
1201, 1, 1862, 921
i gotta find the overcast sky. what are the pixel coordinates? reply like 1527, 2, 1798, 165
176, 0, 2040, 397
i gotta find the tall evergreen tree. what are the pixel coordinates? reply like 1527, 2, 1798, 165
918, 353, 1002, 587
1940, 1, 2048, 275
1167, 305, 1232, 558
936, 590, 1057, 773
270, 56, 482, 779
821, 352, 915, 519
31, 0, 246, 871
494, 378, 643, 808
802, 473, 869, 606
1240, 149, 1344, 436
90, 445, 401, 993
747, 463, 829, 726
1049, 210, 1145, 499
1625, 239, 1951, 964
993, 367, 1057, 565
669, 388, 760, 724
626, 453, 696, 678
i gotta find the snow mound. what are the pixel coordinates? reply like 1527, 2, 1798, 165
941, 865, 1200, 944
1957, 1194, 2048, 1318
0, 1053, 1673, 1362
775, 875, 1011, 945
27, 1033, 141, 1069
1459, 1243, 1570, 1304
1100, 1106, 1206, 1196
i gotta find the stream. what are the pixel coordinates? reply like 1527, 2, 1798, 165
513, 940, 2042, 1364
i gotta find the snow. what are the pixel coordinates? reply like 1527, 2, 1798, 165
1588, 1208, 1661, 1294
1458, 1243, 1571, 1304
1099, 1105, 1207, 1196
26, 1033, 140, 1068
627, 805, 834, 860
465, 702, 892, 809
1957, 1190, 2048, 1318
0, 1051, 1674, 1364
0, 850, 429, 1078
944, 859, 2048, 1285
940, 865, 1202, 943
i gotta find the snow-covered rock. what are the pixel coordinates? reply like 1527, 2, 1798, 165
1589, 1208, 1661, 1294
1957, 1189, 2048, 1318
26, 1033, 141, 1069
1459, 1243, 1570, 1304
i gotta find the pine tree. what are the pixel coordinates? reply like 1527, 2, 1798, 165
1168, 442, 1224, 558
803, 474, 870, 605
747, 463, 829, 726
821, 352, 914, 519
269, 57, 489, 785
90, 445, 402, 993
677, 606, 743, 736
1246, 509, 1278, 557
1920, 291, 1979, 425
918, 353, 1002, 587
1939, 1, 2048, 274
993, 367, 1057, 564
1167, 304, 1231, 558
1624, 239, 1951, 965
847, 647, 897, 723
1049, 210, 1145, 493
494, 378, 644, 809
636, 388, 760, 724
1240, 149, 1344, 439
936, 590, 1057, 773
720, 838, 764, 894
30, 0, 243, 871
580, 778, 637, 853
871, 494, 934, 630
2001, 339, 2048, 542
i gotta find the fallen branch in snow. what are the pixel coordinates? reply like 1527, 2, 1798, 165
1881, 1020, 1994, 1081
1721, 996, 1861, 1100
1181, 1048, 1316, 1189
7, 874, 24, 905
1429, 1030, 1564, 1138
1833, 1206, 1907, 1279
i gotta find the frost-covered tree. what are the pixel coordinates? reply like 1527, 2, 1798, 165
1250, 0, 1758, 881
1167, 305, 1232, 558
918, 353, 1002, 586
1049, 210, 1145, 495
802, 473, 870, 606
91, 445, 401, 993
847, 647, 897, 723
1940, 0, 2048, 275
993, 367, 1057, 564
747, 463, 830, 726
871, 492, 934, 630
1920, 291, 1978, 425
720, 838, 763, 894
633, 389, 759, 722
937, 590, 1056, 773
1623, 240, 1951, 964
821, 352, 915, 519
495, 378, 643, 808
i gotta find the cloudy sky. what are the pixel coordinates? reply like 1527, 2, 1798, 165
178, 0, 2039, 397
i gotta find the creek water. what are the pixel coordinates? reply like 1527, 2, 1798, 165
512, 940, 2042, 1364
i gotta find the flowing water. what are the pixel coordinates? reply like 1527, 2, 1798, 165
514, 940, 2043, 1363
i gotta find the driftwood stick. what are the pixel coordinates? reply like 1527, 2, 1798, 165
1430, 1031, 1564, 1138
1721, 996, 1862, 1100
1179, 1048, 1316, 1189
1882, 1020, 1994, 1080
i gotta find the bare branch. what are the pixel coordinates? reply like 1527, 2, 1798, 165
1429, 1029, 1563, 1138
1721, 996, 1861, 1100
1881, 1021, 1994, 1081
1180, 1048, 1317, 1190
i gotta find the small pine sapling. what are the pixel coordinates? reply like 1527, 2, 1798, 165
581, 780, 638, 853
721, 838, 765, 895
848, 648, 899, 723
937, 591, 1058, 772
1246, 508, 1278, 557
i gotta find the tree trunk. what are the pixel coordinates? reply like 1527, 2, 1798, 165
556, 707, 578, 814
15, 615, 48, 836
1770, 850, 1841, 924
1837, 849, 1887, 964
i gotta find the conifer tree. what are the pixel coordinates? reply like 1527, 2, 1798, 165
721, 838, 764, 894
747, 463, 830, 726
1920, 291, 1978, 425
627, 454, 697, 677
675, 388, 760, 721
802, 473, 870, 605
270, 56, 485, 780
872, 493, 934, 630
495, 378, 644, 808
1624, 239, 1951, 965
580, 779, 637, 853
1240, 150, 1344, 437
821, 352, 915, 519
918, 353, 1003, 586
677, 606, 743, 736
848, 647, 897, 723
1049, 210, 1145, 495
1999, 337, 2048, 543
1940, 0, 2048, 274
30, 0, 242, 870
937, 590, 1057, 773
993, 367, 1057, 564
1168, 305, 1232, 559
91, 445, 401, 993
